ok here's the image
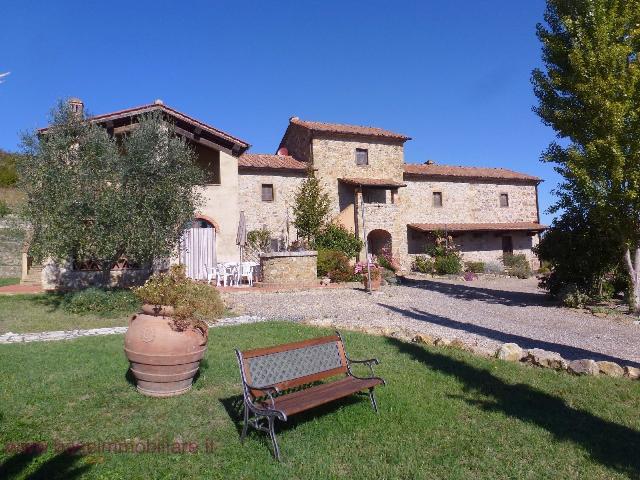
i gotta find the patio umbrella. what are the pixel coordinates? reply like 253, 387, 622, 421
236, 210, 247, 266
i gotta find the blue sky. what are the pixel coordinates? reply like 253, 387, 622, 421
0, 0, 559, 224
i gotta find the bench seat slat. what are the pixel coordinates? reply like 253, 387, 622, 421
258, 376, 383, 416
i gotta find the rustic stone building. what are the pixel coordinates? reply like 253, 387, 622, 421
30, 101, 544, 286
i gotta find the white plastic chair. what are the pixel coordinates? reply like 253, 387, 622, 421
239, 263, 254, 286
203, 264, 217, 285
216, 263, 234, 287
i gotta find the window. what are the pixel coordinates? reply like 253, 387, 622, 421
261, 184, 274, 202
433, 191, 443, 207
500, 193, 509, 208
355, 148, 368, 166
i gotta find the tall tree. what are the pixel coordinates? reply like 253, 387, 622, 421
19, 100, 204, 286
292, 167, 331, 244
532, 0, 640, 309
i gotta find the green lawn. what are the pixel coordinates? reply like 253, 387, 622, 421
0, 294, 131, 334
0, 277, 20, 288
0, 322, 639, 479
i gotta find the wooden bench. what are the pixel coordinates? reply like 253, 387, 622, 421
235, 331, 385, 460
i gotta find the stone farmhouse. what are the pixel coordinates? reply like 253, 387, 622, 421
32, 99, 545, 286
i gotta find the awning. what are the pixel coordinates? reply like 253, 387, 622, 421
408, 222, 547, 233
339, 177, 406, 189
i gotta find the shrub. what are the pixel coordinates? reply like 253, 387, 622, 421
376, 246, 400, 272
61, 288, 140, 316
412, 255, 434, 274
484, 261, 505, 274
502, 253, 532, 279
465, 261, 485, 273
0, 200, 9, 218
0, 150, 19, 187
247, 228, 271, 253
315, 223, 363, 258
317, 249, 353, 282
134, 265, 224, 330
559, 284, 591, 308
434, 254, 463, 275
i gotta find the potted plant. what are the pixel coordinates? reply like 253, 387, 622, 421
355, 261, 382, 291
124, 265, 224, 397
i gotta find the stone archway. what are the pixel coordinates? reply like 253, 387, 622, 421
367, 229, 392, 256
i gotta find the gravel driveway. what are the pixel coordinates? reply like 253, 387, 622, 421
225, 276, 640, 367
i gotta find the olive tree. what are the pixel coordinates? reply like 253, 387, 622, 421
19, 100, 204, 286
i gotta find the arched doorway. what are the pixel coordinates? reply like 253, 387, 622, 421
367, 229, 392, 257
180, 217, 217, 280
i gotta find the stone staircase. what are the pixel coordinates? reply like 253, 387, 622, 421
21, 263, 42, 287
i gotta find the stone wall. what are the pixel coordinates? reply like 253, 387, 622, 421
259, 251, 318, 286
400, 177, 539, 224
0, 240, 21, 277
0, 218, 25, 277
41, 260, 151, 291
238, 171, 305, 246
398, 177, 541, 267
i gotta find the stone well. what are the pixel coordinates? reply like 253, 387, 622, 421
259, 251, 318, 287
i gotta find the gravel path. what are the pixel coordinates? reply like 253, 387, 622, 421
225, 276, 640, 367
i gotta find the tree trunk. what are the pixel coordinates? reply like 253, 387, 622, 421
624, 247, 640, 314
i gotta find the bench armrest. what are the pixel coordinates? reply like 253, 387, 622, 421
347, 357, 379, 366
346, 357, 384, 383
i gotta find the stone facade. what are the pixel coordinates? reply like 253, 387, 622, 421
259, 251, 318, 286
237, 170, 305, 247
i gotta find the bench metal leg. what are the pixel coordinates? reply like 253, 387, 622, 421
240, 405, 249, 443
368, 387, 379, 413
267, 416, 281, 461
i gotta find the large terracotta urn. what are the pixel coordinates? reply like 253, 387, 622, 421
124, 304, 208, 397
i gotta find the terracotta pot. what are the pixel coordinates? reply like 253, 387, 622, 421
362, 273, 382, 291
124, 304, 208, 397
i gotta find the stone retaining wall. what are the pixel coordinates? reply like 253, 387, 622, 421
260, 251, 318, 286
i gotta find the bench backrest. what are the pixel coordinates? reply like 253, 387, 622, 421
238, 334, 348, 397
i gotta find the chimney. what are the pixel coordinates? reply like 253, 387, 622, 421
424, 159, 435, 165
68, 97, 84, 117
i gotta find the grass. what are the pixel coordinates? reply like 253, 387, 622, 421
0, 321, 639, 479
0, 277, 20, 288
0, 294, 132, 334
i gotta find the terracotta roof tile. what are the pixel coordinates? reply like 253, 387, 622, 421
238, 153, 308, 171
408, 222, 547, 233
339, 177, 406, 188
290, 117, 410, 141
404, 164, 541, 182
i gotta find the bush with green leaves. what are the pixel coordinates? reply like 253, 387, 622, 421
502, 253, 532, 279
134, 265, 224, 331
61, 288, 140, 316
0, 200, 9, 217
559, 284, 591, 309
412, 255, 434, 274
317, 249, 354, 282
434, 254, 463, 275
465, 261, 485, 274
315, 223, 363, 258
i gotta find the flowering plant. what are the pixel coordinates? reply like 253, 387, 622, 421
354, 261, 381, 279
